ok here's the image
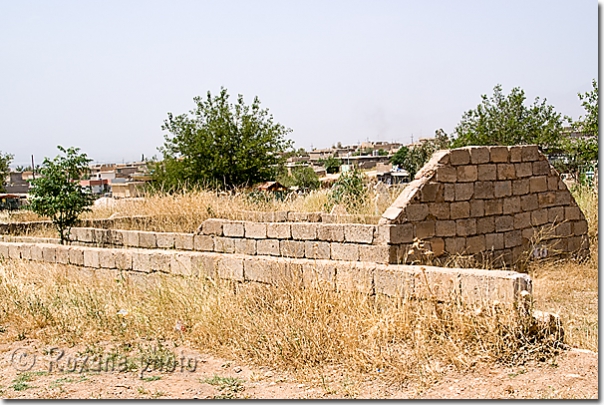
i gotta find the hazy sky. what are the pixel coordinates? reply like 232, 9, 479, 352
0, 0, 598, 166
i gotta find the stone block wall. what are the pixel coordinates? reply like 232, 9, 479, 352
380, 145, 590, 267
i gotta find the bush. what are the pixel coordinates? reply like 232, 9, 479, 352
327, 168, 368, 213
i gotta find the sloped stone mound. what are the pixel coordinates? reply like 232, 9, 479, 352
379, 145, 589, 268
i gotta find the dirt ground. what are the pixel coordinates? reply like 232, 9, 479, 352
0, 340, 597, 399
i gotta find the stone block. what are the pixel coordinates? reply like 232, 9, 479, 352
331, 243, 359, 261
497, 164, 516, 180
531, 209, 548, 226
521, 145, 540, 162
538, 192, 556, 208
56, 246, 70, 264
174, 233, 194, 250
108, 230, 124, 246
376, 224, 412, 245
532, 160, 550, 176
304, 240, 331, 259
469, 146, 490, 164
548, 207, 565, 223
243, 256, 274, 284
565, 206, 581, 221
456, 219, 476, 237
512, 179, 530, 196
514, 162, 532, 178
547, 176, 559, 191
493, 181, 512, 198
291, 223, 317, 240
0, 243, 10, 259
302, 260, 337, 289
476, 216, 495, 234
132, 251, 152, 272
99, 249, 116, 268
234, 238, 256, 255
529, 176, 548, 193
256, 239, 280, 256
374, 266, 414, 297
193, 234, 214, 251
202, 219, 224, 236
317, 224, 345, 242
490, 146, 509, 163
32, 245, 45, 261
495, 215, 514, 232
83, 248, 100, 268
521, 227, 535, 241
191, 253, 219, 278
509, 146, 523, 163
416, 220, 435, 239
470, 200, 484, 217
8, 243, 22, 259
155, 232, 175, 249
477, 164, 497, 181
520, 194, 539, 212
150, 251, 171, 271
280, 240, 305, 258
555, 222, 572, 237
223, 221, 245, 237
474, 181, 494, 199
449, 148, 470, 165
573, 220, 588, 236
94, 229, 110, 245
20, 244, 32, 260
454, 182, 474, 201
504, 230, 523, 248
214, 237, 235, 253
267, 223, 291, 239
445, 237, 466, 254
554, 191, 571, 206
450, 201, 470, 219
79, 228, 95, 243
115, 250, 132, 270
336, 262, 374, 294
122, 230, 140, 247
244, 222, 267, 239
513, 212, 531, 229
456, 165, 477, 182
68, 246, 84, 265
485, 233, 504, 250
413, 266, 461, 302
344, 225, 374, 244
406, 203, 429, 221
435, 220, 457, 237
503, 196, 521, 214
138, 232, 157, 249
421, 182, 443, 202
358, 245, 392, 264
466, 235, 485, 254
217, 255, 244, 281
444, 183, 455, 201
436, 166, 457, 182
428, 202, 450, 220
171, 252, 196, 276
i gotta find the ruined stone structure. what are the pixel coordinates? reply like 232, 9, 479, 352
381, 145, 589, 267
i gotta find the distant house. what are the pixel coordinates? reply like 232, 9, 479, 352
5, 172, 30, 194
256, 181, 288, 192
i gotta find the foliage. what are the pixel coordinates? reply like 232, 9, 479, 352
318, 155, 342, 174
28, 146, 94, 244
391, 129, 451, 178
0, 151, 14, 192
327, 168, 367, 213
452, 85, 565, 151
154, 87, 292, 191
277, 165, 320, 191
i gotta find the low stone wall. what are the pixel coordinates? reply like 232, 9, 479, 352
0, 215, 154, 235
231, 211, 381, 224
0, 241, 531, 305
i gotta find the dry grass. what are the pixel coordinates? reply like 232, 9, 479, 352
0, 260, 558, 386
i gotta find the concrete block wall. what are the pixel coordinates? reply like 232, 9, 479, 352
230, 210, 381, 224
0, 241, 532, 306
380, 145, 590, 267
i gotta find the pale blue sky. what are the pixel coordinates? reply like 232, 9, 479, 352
0, 0, 598, 166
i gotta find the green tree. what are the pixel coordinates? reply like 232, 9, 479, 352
0, 151, 13, 192
391, 130, 451, 178
278, 165, 320, 191
29, 146, 94, 244
319, 155, 342, 174
452, 85, 564, 151
154, 87, 293, 190
327, 168, 367, 213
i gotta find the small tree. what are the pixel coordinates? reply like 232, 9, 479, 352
29, 146, 94, 244
391, 130, 451, 178
327, 168, 368, 213
319, 155, 342, 174
0, 151, 13, 192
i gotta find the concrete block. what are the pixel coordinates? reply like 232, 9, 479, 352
193, 234, 214, 251
469, 146, 490, 164
317, 224, 344, 242
336, 262, 374, 295
456, 165, 477, 182
485, 233, 504, 250
280, 240, 305, 258
344, 225, 374, 244
509, 146, 523, 163
256, 239, 280, 256
554, 222, 572, 237
470, 200, 484, 217
515, 162, 532, 178
302, 260, 336, 289
267, 223, 291, 239
495, 215, 514, 232
156, 232, 176, 249
115, 250, 133, 270
512, 179, 530, 196
94, 229, 110, 245
503, 196, 521, 214
68, 246, 84, 265
428, 202, 450, 220
494, 181, 512, 198
174, 233, 194, 250
304, 240, 331, 259
416, 220, 435, 239
138, 232, 157, 248
79, 228, 95, 243
548, 206, 565, 223
99, 249, 116, 268
291, 223, 317, 240
217, 255, 244, 281
454, 183, 474, 201
538, 191, 557, 208
474, 181, 494, 199
436, 166, 457, 182
83, 248, 100, 268
554, 191, 571, 206
456, 218, 476, 237
427, 238, 445, 256
191, 253, 219, 278
374, 265, 414, 297
565, 206, 581, 221
444, 237, 465, 254
122, 230, 140, 247
376, 224, 414, 244
497, 163, 516, 180
132, 251, 152, 273
529, 176, 548, 193
234, 238, 256, 255
532, 160, 550, 176
420, 182, 443, 202
358, 245, 392, 264
489, 146, 509, 163
413, 266, 461, 302
223, 221, 245, 237
435, 220, 457, 237
8, 243, 22, 259
214, 237, 235, 253
477, 164, 497, 181
244, 222, 267, 239
513, 212, 531, 230
520, 194, 539, 212
547, 176, 559, 191
484, 199, 503, 216
444, 183, 455, 201
531, 209, 548, 226
504, 230, 522, 248
56, 246, 70, 264
150, 251, 171, 271
331, 243, 359, 261
406, 203, 430, 221
202, 219, 224, 236
450, 201, 470, 219
0, 243, 9, 259
42, 245, 56, 262
20, 244, 32, 260
449, 148, 470, 165
573, 220, 588, 236
171, 252, 195, 276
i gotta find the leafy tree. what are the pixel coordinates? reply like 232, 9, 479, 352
377, 148, 389, 156
319, 155, 342, 174
154, 87, 293, 190
0, 151, 13, 192
327, 168, 367, 213
452, 84, 564, 151
278, 165, 320, 191
29, 146, 94, 244
391, 130, 451, 178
